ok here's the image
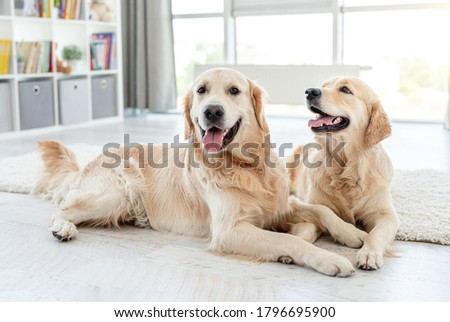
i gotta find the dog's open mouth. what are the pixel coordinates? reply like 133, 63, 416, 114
308, 106, 350, 133
200, 119, 241, 153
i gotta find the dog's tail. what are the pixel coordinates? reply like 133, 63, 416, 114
32, 140, 80, 204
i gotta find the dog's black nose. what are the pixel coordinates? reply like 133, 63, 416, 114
203, 104, 224, 123
305, 88, 321, 101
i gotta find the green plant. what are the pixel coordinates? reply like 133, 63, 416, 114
62, 45, 82, 61
17, 55, 24, 63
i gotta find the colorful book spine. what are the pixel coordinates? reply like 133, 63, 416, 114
0, 42, 4, 74
0, 44, 3, 74
56, 0, 83, 20
28, 0, 51, 18
59, 0, 64, 18
75, 0, 81, 19
0, 40, 12, 74
42, 0, 46, 18
48, 41, 53, 72
89, 44, 97, 70
38, 0, 43, 18
65, 0, 71, 19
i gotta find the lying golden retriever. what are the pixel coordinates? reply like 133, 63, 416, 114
287, 76, 399, 270
33, 68, 367, 277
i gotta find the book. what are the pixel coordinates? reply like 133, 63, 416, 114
74, 0, 81, 20
17, 42, 31, 72
89, 44, 96, 70
49, 41, 53, 72
0, 43, 4, 74
37, 42, 45, 73
110, 33, 117, 69
90, 32, 115, 70
70, 0, 76, 19
59, 0, 63, 18
25, 42, 37, 73
44, 41, 51, 73
16, 41, 52, 74
22, 0, 37, 17
14, 0, 25, 16
16, 0, 52, 18
92, 40, 106, 70
38, 0, 51, 18
56, 0, 82, 20
0, 40, 11, 74
0, 40, 12, 74
38, 0, 43, 18
41, 0, 45, 18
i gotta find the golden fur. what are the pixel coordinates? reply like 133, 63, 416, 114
287, 76, 400, 270
33, 68, 368, 277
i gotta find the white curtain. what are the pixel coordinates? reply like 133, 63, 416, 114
121, 0, 176, 111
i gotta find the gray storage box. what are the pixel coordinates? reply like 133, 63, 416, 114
19, 79, 54, 130
0, 82, 14, 133
91, 75, 117, 119
59, 78, 89, 125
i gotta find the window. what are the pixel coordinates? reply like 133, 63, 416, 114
171, 0, 449, 122
236, 14, 333, 65
344, 9, 450, 121
172, 18, 224, 99
171, 0, 225, 108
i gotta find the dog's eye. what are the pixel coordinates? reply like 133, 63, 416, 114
229, 87, 240, 95
340, 86, 353, 95
197, 86, 206, 94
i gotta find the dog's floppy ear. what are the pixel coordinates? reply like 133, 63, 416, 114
248, 79, 269, 134
365, 100, 391, 147
183, 91, 195, 140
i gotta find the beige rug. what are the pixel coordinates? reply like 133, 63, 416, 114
0, 144, 449, 245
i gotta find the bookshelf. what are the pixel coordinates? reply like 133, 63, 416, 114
0, 0, 123, 135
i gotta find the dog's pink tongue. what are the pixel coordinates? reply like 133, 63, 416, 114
308, 115, 335, 128
203, 128, 224, 153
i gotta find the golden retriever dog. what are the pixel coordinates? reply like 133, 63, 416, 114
33, 68, 367, 277
287, 76, 399, 270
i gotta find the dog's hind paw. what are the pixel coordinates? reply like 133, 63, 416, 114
278, 256, 294, 264
51, 221, 78, 242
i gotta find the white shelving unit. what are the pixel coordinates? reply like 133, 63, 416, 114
0, 0, 123, 136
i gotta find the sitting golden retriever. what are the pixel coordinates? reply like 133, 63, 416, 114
33, 68, 367, 277
287, 76, 399, 270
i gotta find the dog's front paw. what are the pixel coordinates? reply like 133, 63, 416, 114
356, 246, 383, 270
330, 223, 368, 249
51, 221, 78, 242
312, 253, 356, 277
342, 227, 368, 248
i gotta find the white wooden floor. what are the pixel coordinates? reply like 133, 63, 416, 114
0, 114, 449, 301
